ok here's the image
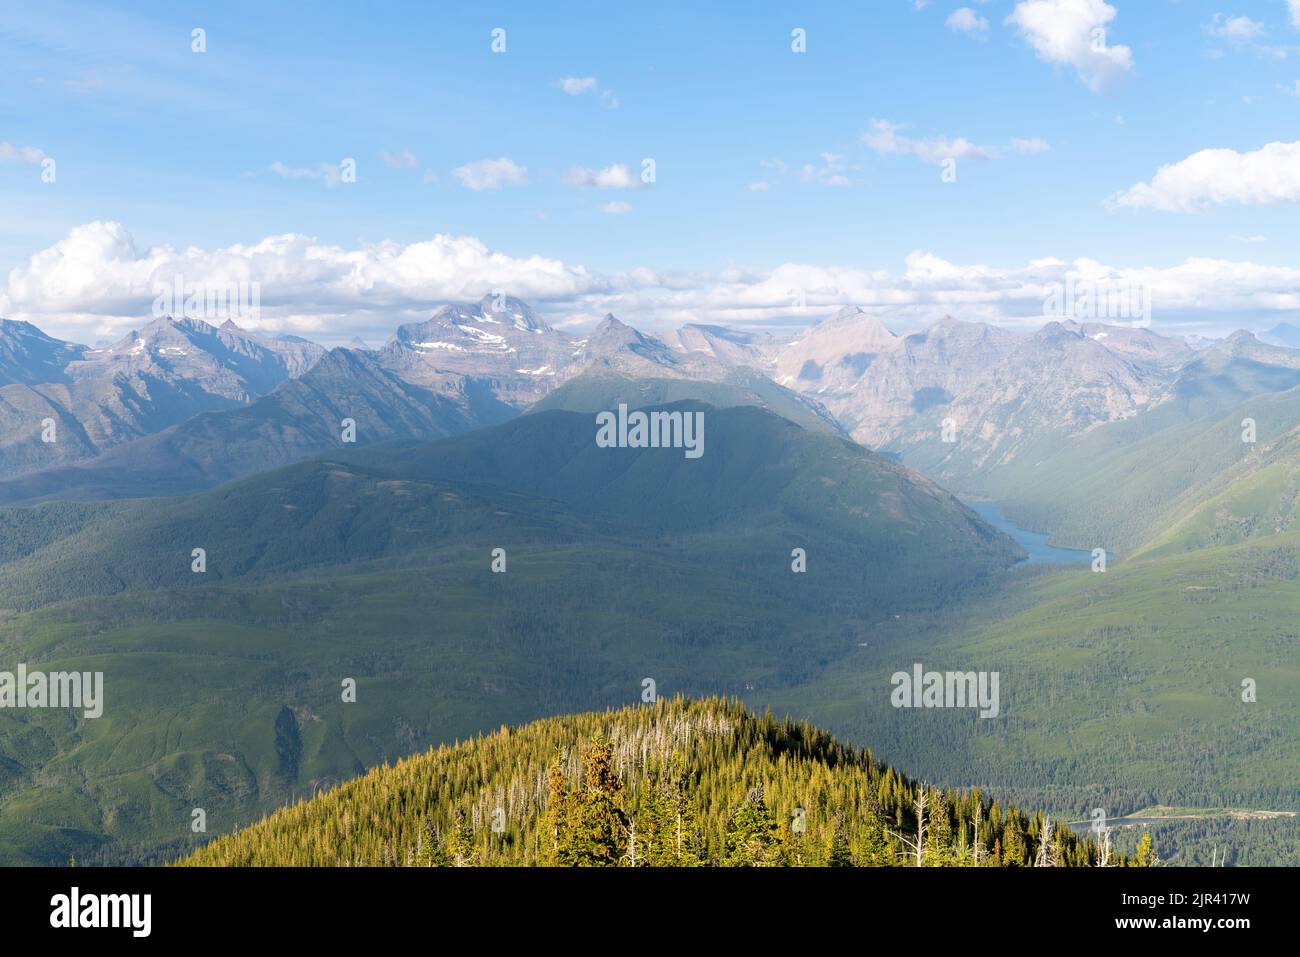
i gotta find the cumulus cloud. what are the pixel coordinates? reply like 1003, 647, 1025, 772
1006, 0, 1134, 94
1291, 0, 1300, 29
1206, 14, 1265, 41
7, 222, 1299, 344
0, 142, 48, 164
602, 201, 632, 214
563, 163, 645, 189
946, 8, 990, 37
0, 221, 597, 343
453, 157, 528, 190
1109, 140, 1300, 211
554, 76, 619, 108
564, 251, 1300, 337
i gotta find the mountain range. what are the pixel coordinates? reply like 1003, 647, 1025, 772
0, 297, 842, 504
1, 296, 1298, 866
5, 298, 1297, 509
0, 316, 323, 482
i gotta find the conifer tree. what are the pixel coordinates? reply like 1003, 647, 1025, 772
1134, 832, 1159, 867
824, 815, 853, 867
724, 786, 785, 866
924, 789, 953, 865
1002, 816, 1027, 867
854, 789, 891, 866
415, 819, 450, 866
663, 756, 703, 866
567, 736, 628, 866
177, 696, 1123, 869
544, 749, 573, 866
447, 810, 477, 867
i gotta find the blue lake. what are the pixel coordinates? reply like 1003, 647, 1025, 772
965, 501, 1093, 566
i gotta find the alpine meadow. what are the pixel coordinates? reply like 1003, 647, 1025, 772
0, 0, 1297, 941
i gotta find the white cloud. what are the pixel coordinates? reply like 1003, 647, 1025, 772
555, 76, 598, 95
1005, 0, 1134, 94
863, 120, 996, 164
0, 142, 47, 164
567, 251, 1300, 335
380, 149, 419, 170
0, 221, 597, 343
8, 224, 1300, 344
602, 201, 633, 214
947, 8, 990, 36
563, 163, 644, 189
554, 76, 619, 108
1206, 14, 1266, 41
269, 161, 346, 187
1290, 0, 1300, 29
453, 157, 528, 191
748, 181, 771, 191
799, 152, 852, 186
1109, 140, 1300, 211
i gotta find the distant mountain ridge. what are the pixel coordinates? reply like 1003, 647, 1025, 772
0, 300, 836, 502
0, 347, 516, 504
4, 299, 1300, 548
0, 315, 325, 481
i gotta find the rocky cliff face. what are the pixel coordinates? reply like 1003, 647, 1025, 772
764, 307, 1198, 488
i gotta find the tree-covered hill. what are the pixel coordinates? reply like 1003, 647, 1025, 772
178, 697, 1133, 867
0, 402, 1021, 611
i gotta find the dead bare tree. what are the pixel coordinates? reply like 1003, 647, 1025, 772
1095, 824, 1113, 867
1035, 815, 1061, 867
887, 786, 928, 867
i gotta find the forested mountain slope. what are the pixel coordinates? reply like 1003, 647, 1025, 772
0, 403, 1019, 611
178, 697, 1125, 867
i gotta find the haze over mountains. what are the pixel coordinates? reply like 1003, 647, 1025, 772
3, 296, 1299, 555
0, 315, 323, 482
0, 297, 839, 503
3, 296, 1298, 523
1, 294, 1298, 866
0, 398, 1020, 864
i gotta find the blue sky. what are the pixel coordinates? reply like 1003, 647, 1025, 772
2, 0, 1299, 344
